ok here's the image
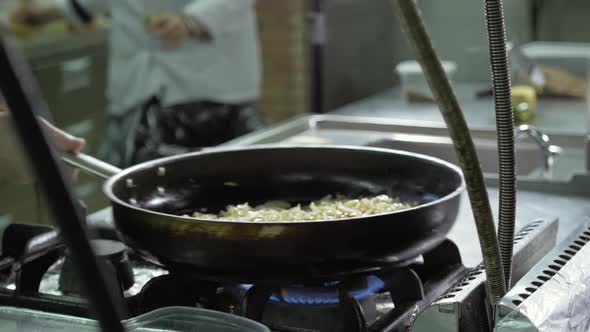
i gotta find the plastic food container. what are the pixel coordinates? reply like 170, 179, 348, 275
395, 60, 457, 103
0, 306, 270, 332
519, 42, 590, 100
520, 42, 590, 78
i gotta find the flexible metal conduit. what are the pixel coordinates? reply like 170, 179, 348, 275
392, 0, 506, 304
483, 0, 517, 288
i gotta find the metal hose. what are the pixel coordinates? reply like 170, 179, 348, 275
392, 0, 506, 305
483, 0, 517, 288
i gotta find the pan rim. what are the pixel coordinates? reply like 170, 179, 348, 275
103, 144, 466, 225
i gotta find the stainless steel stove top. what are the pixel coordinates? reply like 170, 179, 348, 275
0, 217, 558, 332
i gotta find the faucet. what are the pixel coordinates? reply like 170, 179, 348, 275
514, 125, 562, 179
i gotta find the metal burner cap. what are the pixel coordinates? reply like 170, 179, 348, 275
91, 239, 127, 261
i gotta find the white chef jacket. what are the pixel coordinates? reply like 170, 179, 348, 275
55, 0, 261, 115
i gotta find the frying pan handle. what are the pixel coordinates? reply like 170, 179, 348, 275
62, 152, 122, 180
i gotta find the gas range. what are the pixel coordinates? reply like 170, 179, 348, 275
0, 217, 557, 332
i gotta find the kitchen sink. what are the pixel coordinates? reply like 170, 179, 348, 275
366, 133, 544, 176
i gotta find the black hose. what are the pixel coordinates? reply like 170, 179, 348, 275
483, 0, 517, 288
392, 0, 506, 305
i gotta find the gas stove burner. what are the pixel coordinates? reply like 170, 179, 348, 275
0, 217, 558, 332
239, 276, 385, 305
0, 228, 470, 332
59, 239, 134, 295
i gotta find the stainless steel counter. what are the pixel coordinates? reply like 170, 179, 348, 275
327, 86, 590, 262
331, 88, 590, 264
453, 188, 590, 266
334, 84, 588, 138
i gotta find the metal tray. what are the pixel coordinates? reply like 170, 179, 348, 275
222, 114, 583, 149
221, 114, 462, 147
221, 114, 590, 196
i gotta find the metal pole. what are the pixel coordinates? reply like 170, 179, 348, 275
0, 31, 127, 332
482, 0, 517, 289
309, 0, 325, 113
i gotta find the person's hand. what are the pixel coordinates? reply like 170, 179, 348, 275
39, 118, 86, 154
40, 118, 86, 181
0, 106, 86, 183
10, 2, 60, 27
146, 13, 192, 49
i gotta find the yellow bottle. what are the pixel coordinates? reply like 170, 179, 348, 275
512, 85, 537, 124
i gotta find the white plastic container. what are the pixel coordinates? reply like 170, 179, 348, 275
520, 42, 590, 78
0, 306, 270, 332
395, 60, 457, 102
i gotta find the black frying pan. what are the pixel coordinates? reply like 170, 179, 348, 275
65, 145, 464, 282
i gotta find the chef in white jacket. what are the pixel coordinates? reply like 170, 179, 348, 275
13, 0, 264, 167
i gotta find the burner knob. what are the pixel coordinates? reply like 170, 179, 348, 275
59, 240, 134, 295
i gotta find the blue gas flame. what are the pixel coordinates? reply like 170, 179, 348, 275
239, 276, 385, 305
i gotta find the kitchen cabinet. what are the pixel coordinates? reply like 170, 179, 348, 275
20, 28, 109, 155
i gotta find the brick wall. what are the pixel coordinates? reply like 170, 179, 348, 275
256, 0, 309, 123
